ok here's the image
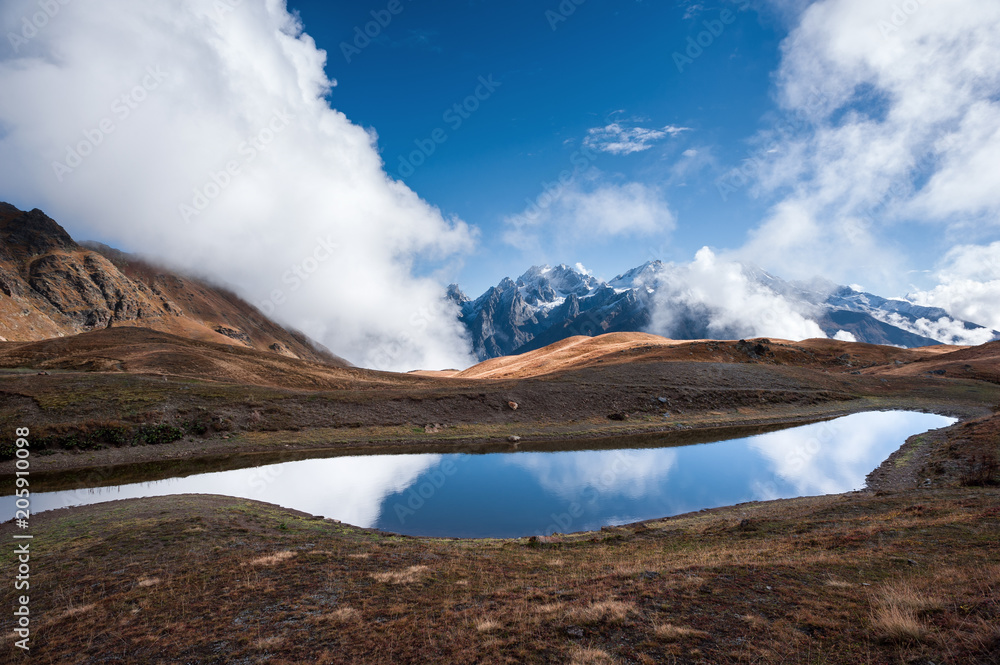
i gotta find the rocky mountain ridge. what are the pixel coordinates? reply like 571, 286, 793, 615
0, 202, 340, 364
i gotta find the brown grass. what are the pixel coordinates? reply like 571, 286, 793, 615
569, 647, 617, 665
371, 565, 429, 584
536, 602, 565, 614
872, 603, 925, 642
654, 623, 709, 641
475, 619, 501, 633
878, 581, 942, 613
60, 603, 96, 619
253, 635, 285, 650
326, 607, 359, 622
737, 613, 769, 629
870, 581, 940, 642
824, 576, 853, 588
248, 550, 295, 566
570, 600, 634, 624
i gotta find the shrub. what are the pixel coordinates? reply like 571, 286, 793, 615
960, 453, 999, 486
184, 419, 210, 436
0, 421, 186, 460
136, 424, 184, 445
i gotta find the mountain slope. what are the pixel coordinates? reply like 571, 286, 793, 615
453, 261, 998, 361
0, 327, 386, 389
0, 203, 342, 364
452, 331, 957, 380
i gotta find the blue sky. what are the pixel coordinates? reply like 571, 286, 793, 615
290, 0, 787, 294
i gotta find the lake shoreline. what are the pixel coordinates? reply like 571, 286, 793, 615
15, 395, 990, 492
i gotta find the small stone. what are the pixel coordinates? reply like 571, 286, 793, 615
507, 435, 521, 443
507, 401, 519, 411
565, 626, 584, 638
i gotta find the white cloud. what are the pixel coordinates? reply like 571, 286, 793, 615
503, 449, 678, 502
833, 330, 857, 342
876, 312, 996, 347
583, 123, 689, 155
22, 454, 441, 530
749, 411, 955, 497
741, 0, 1000, 292
910, 103, 1000, 220
648, 247, 828, 341
908, 241, 1000, 332
0, 0, 476, 371
503, 182, 675, 252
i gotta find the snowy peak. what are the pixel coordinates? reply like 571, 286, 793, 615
515, 264, 602, 306
609, 260, 663, 292
445, 284, 470, 305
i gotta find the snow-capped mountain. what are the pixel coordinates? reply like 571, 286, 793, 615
449, 262, 1000, 361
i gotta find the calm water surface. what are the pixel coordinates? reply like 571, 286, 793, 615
10, 411, 954, 538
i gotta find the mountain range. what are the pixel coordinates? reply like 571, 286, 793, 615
449, 262, 1000, 361
4, 201, 997, 368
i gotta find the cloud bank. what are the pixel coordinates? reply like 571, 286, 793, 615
0, 0, 475, 371
503, 181, 675, 253
648, 248, 827, 341
740, 0, 1000, 296
908, 242, 1000, 332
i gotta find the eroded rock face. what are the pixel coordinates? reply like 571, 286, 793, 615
25, 252, 165, 330
215, 326, 254, 347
